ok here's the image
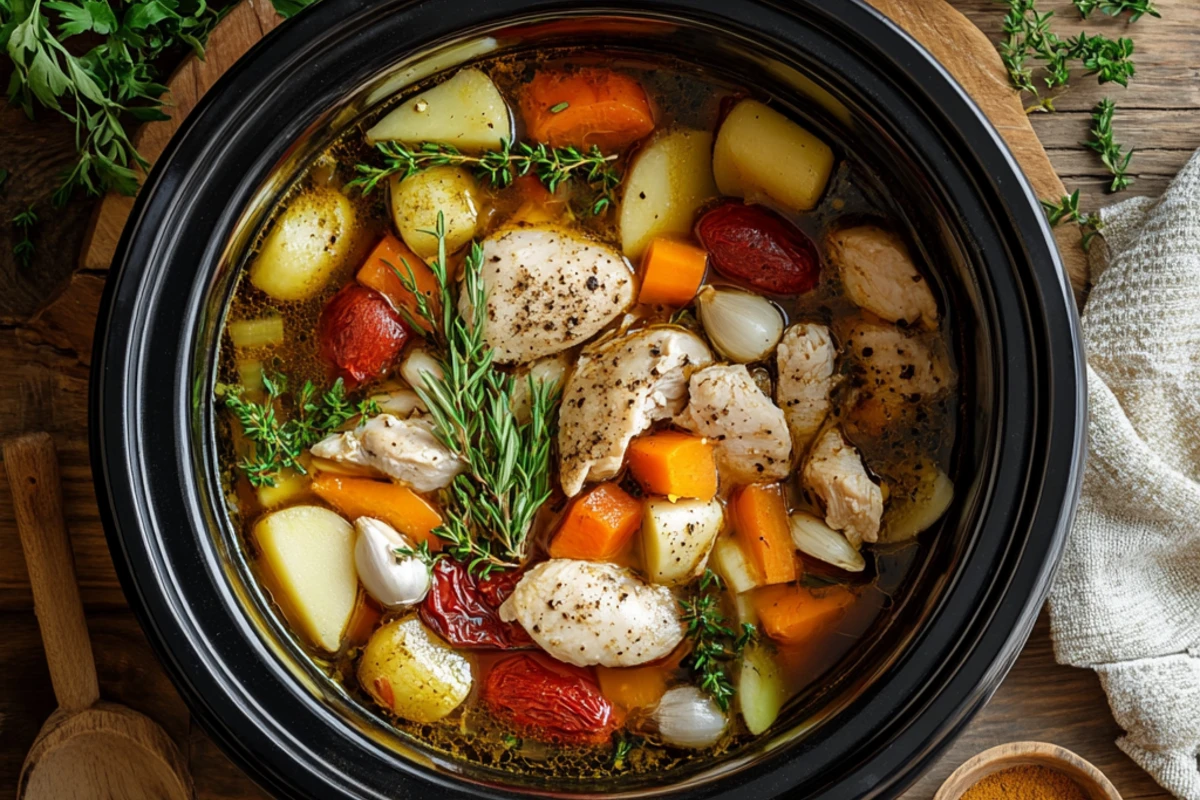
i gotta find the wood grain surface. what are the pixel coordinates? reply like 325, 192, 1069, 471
1, 0, 1197, 797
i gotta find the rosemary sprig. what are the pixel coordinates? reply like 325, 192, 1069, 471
1042, 189, 1105, 250
12, 203, 37, 268
1085, 99, 1134, 192
1073, 0, 1160, 21
348, 139, 622, 215
395, 212, 560, 575
223, 373, 378, 487
679, 570, 757, 711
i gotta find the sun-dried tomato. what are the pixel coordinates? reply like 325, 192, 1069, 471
317, 284, 408, 386
695, 201, 821, 295
419, 559, 533, 649
483, 655, 618, 745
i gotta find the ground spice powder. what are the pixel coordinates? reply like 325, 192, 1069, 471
960, 765, 1089, 800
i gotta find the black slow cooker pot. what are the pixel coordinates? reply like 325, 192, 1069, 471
90, 1, 1086, 797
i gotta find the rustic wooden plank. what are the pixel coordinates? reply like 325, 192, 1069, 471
0, 611, 191, 794
1031, 108, 1200, 151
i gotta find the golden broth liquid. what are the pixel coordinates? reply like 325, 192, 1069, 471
216, 48, 959, 780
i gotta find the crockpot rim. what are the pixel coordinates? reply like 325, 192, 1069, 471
89, 1, 1087, 798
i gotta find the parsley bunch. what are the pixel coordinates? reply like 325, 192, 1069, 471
0, 0, 317, 208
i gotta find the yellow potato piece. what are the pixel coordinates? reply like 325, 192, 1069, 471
620, 128, 717, 259
713, 99, 834, 212
389, 166, 481, 258
738, 640, 786, 735
254, 505, 357, 652
641, 497, 724, 586
366, 68, 512, 152
250, 188, 356, 301
358, 616, 472, 724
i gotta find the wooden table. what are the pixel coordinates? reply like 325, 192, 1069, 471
1, 1, 1196, 797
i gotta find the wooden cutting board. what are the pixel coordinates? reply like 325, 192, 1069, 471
79, 0, 1090, 295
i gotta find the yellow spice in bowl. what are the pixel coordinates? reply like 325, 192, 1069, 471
961, 765, 1089, 800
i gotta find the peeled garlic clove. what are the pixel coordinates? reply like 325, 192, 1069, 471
369, 388, 425, 418
511, 353, 570, 424
696, 285, 784, 363
653, 686, 727, 749
401, 348, 444, 392
788, 511, 866, 572
880, 465, 953, 543
354, 517, 431, 607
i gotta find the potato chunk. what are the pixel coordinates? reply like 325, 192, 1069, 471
389, 166, 481, 258
641, 497, 724, 586
254, 505, 357, 652
712, 99, 834, 212
366, 68, 512, 152
620, 128, 717, 259
357, 616, 472, 723
250, 188, 356, 301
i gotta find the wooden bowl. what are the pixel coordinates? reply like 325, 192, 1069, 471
935, 742, 1122, 800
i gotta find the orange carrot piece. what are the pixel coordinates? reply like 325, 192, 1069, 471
753, 584, 857, 646
521, 68, 655, 151
548, 482, 643, 561
597, 664, 669, 711
311, 473, 442, 549
637, 238, 708, 306
344, 594, 383, 647
355, 234, 438, 331
730, 483, 798, 585
626, 431, 717, 500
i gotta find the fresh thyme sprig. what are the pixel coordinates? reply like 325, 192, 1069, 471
12, 204, 37, 268
998, 0, 1140, 113
1086, 99, 1134, 192
348, 139, 622, 215
394, 212, 559, 575
679, 570, 757, 712
223, 372, 378, 487
394, 539, 439, 579
1073, 0, 1160, 22
1042, 189, 1105, 250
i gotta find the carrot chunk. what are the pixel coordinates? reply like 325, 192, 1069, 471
521, 68, 655, 151
311, 473, 442, 548
637, 238, 708, 306
753, 584, 857, 646
548, 482, 643, 561
626, 431, 717, 500
730, 483, 798, 585
355, 234, 439, 331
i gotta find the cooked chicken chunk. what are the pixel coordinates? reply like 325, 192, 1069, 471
310, 414, 464, 492
498, 559, 684, 668
828, 225, 938, 330
465, 225, 635, 364
803, 427, 883, 548
675, 364, 792, 484
558, 326, 712, 496
775, 323, 837, 454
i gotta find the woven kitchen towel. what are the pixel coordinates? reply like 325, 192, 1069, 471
1048, 148, 1200, 800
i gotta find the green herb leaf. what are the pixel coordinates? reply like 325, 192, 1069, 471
1073, 0, 1160, 22
1042, 189, 1105, 250
1085, 99, 1134, 192
548, 101, 569, 113
678, 576, 758, 712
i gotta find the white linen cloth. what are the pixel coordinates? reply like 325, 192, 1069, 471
1048, 149, 1200, 800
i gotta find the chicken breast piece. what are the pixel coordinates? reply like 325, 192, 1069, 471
310, 414, 465, 492
465, 224, 635, 364
775, 323, 837, 454
675, 364, 792, 484
803, 427, 883, 548
498, 559, 684, 668
558, 326, 713, 496
828, 225, 938, 330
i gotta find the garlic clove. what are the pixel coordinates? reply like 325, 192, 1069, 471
788, 511, 866, 572
653, 685, 728, 749
696, 285, 784, 363
401, 348, 444, 393
354, 517, 431, 607
369, 388, 425, 418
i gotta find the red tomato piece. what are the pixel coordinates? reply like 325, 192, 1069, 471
694, 201, 821, 295
483, 655, 618, 745
419, 559, 533, 649
317, 284, 408, 386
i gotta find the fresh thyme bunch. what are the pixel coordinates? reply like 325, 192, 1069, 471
1073, 0, 1159, 21
679, 570, 757, 711
348, 138, 622, 215
1042, 190, 1105, 250
1086, 99, 1134, 192
223, 373, 378, 487
392, 212, 559, 575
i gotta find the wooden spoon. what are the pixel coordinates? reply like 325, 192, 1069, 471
6, 433, 194, 800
